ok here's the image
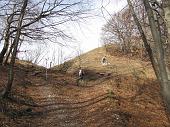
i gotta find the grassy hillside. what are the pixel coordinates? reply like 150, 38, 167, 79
53, 46, 155, 79
0, 46, 169, 127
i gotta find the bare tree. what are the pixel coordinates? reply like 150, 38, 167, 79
0, 0, 91, 65
0, 0, 92, 97
101, 5, 145, 57
24, 46, 47, 64
2, 0, 28, 97
0, 3, 16, 64
127, 0, 170, 113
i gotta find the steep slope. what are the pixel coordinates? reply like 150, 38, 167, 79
54, 47, 155, 79
0, 47, 170, 127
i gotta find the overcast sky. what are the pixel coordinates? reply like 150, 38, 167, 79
1, 0, 127, 67
74, 0, 127, 52
36, 0, 127, 67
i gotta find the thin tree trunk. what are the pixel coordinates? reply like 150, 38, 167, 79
0, 40, 10, 64
3, 41, 14, 65
0, 25, 12, 65
2, 0, 28, 97
0, 5, 16, 65
142, 0, 170, 113
163, 0, 170, 80
127, 0, 160, 79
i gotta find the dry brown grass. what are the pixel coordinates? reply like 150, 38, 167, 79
0, 46, 170, 127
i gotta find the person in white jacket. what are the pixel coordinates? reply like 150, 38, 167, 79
77, 68, 84, 86
79, 69, 84, 80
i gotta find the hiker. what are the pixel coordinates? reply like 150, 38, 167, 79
77, 68, 84, 85
79, 69, 84, 80
101, 56, 107, 65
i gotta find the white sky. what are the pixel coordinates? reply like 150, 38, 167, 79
72, 0, 127, 52
30, 0, 128, 67
0, 0, 127, 67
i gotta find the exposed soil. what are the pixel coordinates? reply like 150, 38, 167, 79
0, 47, 170, 127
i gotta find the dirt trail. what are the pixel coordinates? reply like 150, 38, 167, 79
1, 68, 168, 127
1, 47, 170, 127
1, 66, 133, 127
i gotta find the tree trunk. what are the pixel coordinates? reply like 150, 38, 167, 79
162, 0, 170, 112
3, 41, 14, 65
127, 0, 160, 79
163, 0, 170, 80
0, 40, 10, 64
0, 26, 12, 65
2, 0, 28, 97
142, 0, 170, 112
0, 5, 16, 65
